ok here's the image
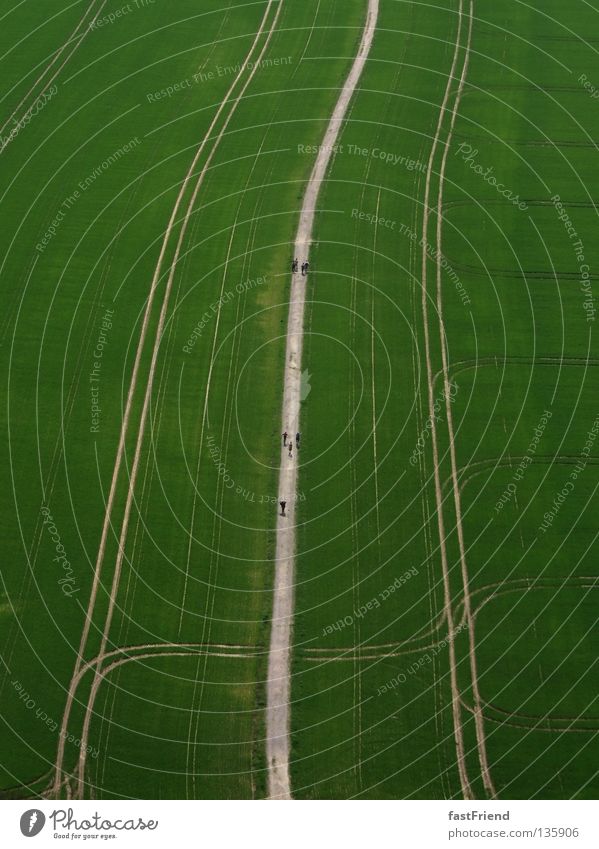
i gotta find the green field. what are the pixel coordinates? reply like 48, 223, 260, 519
289, 0, 599, 800
1, 0, 598, 800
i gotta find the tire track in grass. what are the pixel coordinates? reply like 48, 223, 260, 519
266, 0, 380, 801
91, 162, 209, 784
94, 248, 186, 796
0, 0, 107, 141
419, 0, 474, 801
111, 1, 238, 671
92, 4, 236, 657
0, 128, 170, 796
52, 0, 283, 798
432, 0, 497, 799
97, 137, 280, 796
72, 648, 261, 795
74, 1, 284, 799
0, 131, 170, 793
407, 156, 450, 795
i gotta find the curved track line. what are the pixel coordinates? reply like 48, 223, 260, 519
419, 0, 474, 801
432, 1, 497, 800
0, 0, 107, 140
52, 0, 281, 798
74, 0, 284, 800
266, 0, 380, 801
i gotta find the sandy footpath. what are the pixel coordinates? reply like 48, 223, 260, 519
266, 0, 380, 800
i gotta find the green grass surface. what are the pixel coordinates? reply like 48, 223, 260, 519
1, 0, 598, 801
0, 0, 367, 798
290, 0, 599, 800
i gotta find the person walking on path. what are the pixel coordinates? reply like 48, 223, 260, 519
282, 431, 288, 446
288, 442, 292, 458
280, 500, 286, 517
292, 258, 298, 273
295, 432, 301, 449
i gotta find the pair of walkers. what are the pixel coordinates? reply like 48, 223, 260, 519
291, 258, 310, 276
280, 432, 302, 516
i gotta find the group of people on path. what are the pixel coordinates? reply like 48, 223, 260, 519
282, 430, 301, 457
280, 264, 309, 517
279, 431, 301, 517
291, 258, 309, 276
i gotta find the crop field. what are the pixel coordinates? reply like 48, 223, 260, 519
0, 0, 598, 803
290, 0, 599, 800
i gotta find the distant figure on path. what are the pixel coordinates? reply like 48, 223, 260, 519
282, 431, 288, 446
280, 501, 286, 516
296, 432, 301, 448
292, 258, 298, 273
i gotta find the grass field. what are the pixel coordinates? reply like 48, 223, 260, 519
0, 0, 368, 799
1, 0, 598, 801
289, 0, 599, 800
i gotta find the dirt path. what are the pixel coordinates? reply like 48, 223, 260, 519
266, 0, 380, 801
